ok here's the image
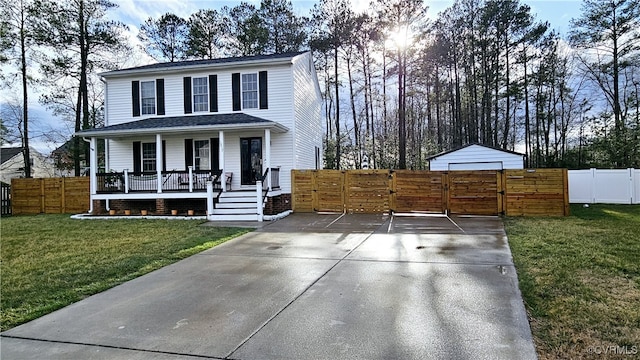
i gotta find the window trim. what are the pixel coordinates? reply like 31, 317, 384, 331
192, 76, 209, 113
241, 73, 258, 109
193, 139, 210, 171
141, 142, 157, 172
140, 80, 157, 116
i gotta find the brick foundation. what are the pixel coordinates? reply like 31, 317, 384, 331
92, 200, 106, 214
264, 193, 291, 215
155, 199, 167, 214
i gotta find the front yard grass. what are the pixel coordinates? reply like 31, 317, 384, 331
0, 215, 249, 331
505, 204, 640, 359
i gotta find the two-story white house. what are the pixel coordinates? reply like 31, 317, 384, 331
77, 51, 323, 221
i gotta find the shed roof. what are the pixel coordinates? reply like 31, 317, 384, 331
426, 143, 524, 161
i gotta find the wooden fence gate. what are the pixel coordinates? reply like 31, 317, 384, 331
292, 169, 569, 216
447, 170, 502, 215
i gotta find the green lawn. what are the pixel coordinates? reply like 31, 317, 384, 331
505, 204, 640, 360
0, 215, 249, 331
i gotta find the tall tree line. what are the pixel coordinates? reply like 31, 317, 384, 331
137, 0, 308, 62
310, 0, 638, 169
2, 0, 638, 175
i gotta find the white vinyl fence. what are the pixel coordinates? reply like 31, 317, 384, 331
569, 168, 640, 204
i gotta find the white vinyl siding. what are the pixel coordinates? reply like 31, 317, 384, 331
241, 73, 258, 109
140, 81, 155, 115
428, 144, 524, 171
105, 66, 294, 127
292, 53, 323, 170
101, 52, 324, 194
193, 77, 208, 112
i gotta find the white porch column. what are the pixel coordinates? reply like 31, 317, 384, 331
219, 131, 226, 192
89, 137, 97, 201
206, 181, 214, 219
264, 129, 271, 191
156, 133, 163, 193
256, 180, 263, 222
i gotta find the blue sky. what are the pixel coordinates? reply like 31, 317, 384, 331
2, 0, 583, 154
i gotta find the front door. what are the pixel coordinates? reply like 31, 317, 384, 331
240, 137, 262, 185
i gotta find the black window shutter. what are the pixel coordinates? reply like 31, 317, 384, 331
162, 140, 167, 171
132, 81, 140, 117
183, 77, 192, 114
209, 75, 218, 112
259, 71, 268, 109
156, 79, 165, 115
210, 138, 219, 171
184, 139, 193, 169
232, 73, 241, 111
133, 141, 141, 173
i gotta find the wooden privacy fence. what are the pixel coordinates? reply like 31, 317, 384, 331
292, 169, 569, 216
11, 177, 90, 214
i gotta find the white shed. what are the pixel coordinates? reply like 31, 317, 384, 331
427, 144, 525, 171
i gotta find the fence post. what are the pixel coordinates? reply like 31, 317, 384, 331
631, 169, 637, 204
61, 177, 66, 213
40, 179, 45, 214
563, 169, 570, 216
590, 168, 596, 203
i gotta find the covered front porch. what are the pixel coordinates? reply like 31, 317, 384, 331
77, 114, 290, 221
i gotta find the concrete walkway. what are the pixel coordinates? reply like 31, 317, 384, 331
1, 213, 537, 359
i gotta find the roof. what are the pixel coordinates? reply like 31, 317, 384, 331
1, 147, 22, 165
426, 143, 525, 161
75, 113, 289, 138
100, 51, 307, 78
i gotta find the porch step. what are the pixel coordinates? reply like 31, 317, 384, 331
216, 202, 256, 209
212, 190, 261, 217
211, 208, 258, 215
208, 214, 261, 221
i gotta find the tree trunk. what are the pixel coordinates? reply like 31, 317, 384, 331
20, 0, 30, 178
334, 46, 340, 169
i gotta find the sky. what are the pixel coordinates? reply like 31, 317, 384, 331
2, 0, 584, 154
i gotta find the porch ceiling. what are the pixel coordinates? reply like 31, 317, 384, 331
75, 113, 289, 138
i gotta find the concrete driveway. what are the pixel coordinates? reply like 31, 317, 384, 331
1, 213, 536, 359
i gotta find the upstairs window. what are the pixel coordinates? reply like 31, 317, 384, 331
241, 73, 258, 109
142, 142, 156, 171
141, 81, 156, 115
193, 77, 208, 112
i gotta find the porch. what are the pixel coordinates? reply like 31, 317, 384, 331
77, 113, 291, 221
95, 168, 280, 195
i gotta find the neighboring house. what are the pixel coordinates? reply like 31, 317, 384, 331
1, 147, 55, 184
76, 51, 323, 220
51, 139, 105, 176
427, 143, 525, 171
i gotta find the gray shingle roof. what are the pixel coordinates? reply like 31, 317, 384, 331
426, 143, 525, 160
100, 51, 306, 77
1, 147, 23, 165
75, 113, 288, 137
